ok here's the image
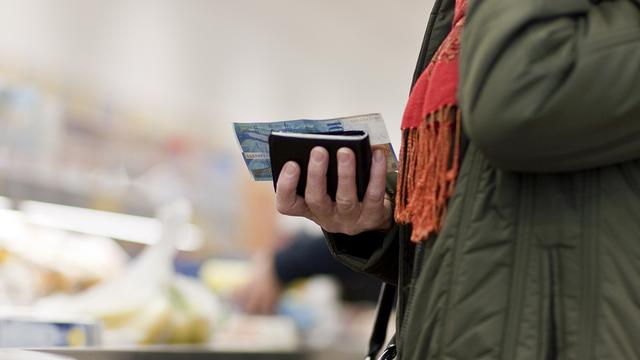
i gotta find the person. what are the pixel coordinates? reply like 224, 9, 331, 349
274, 0, 640, 358
234, 232, 381, 315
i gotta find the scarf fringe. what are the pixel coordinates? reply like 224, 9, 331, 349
395, 106, 461, 243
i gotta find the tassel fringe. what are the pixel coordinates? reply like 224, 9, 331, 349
395, 106, 461, 242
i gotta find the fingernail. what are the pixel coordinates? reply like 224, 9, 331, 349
311, 148, 323, 162
337, 149, 349, 163
284, 162, 296, 175
374, 149, 384, 163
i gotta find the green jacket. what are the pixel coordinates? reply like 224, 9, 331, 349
324, 0, 640, 358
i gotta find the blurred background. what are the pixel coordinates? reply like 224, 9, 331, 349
0, 0, 432, 358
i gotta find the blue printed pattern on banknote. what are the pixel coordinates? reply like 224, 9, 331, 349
233, 113, 397, 181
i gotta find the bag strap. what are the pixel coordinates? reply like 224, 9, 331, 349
378, 335, 397, 360
365, 282, 396, 360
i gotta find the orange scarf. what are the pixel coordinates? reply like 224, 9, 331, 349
395, 0, 467, 242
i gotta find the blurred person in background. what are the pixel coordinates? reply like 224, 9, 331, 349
274, 0, 640, 359
235, 231, 380, 315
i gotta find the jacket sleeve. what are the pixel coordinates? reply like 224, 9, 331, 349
322, 172, 400, 284
459, 0, 640, 172
323, 225, 399, 285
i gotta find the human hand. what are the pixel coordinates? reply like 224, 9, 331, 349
275, 147, 393, 236
233, 254, 282, 315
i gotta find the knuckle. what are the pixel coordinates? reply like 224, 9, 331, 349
336, 197, 357, 211
366, 190, 385, 203
307, 164, 324, 177
275, 207, 288, 216
339, 173, 356, 182
362, 216, 380, 231
304, 195, 318, 208
305, 194, 323, 208
275, 184, 292, 198
275, 202, 292, 215
307, 200, 331, 217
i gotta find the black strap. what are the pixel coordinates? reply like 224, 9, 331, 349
365, 283, 396, 360
378, 335, 397, 360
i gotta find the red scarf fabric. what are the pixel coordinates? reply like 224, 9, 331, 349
395, 0, 467, 242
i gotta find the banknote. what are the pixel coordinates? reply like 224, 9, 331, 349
233, 113, 397, 181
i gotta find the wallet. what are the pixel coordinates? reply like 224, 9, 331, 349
269, 130, 372, 201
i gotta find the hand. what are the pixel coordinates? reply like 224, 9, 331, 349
275, 147, 393, 235
233, 254, 282, 315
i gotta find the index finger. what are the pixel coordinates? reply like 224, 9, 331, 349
275, 162, 311, 217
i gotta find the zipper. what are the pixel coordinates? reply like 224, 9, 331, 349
398, 237, 425, 353
501, 174, 535, 360
545, 249, 560, 360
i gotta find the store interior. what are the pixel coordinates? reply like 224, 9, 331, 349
0, 0, 431, 358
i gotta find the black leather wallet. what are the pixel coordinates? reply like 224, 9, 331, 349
269, 130, 372, 201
